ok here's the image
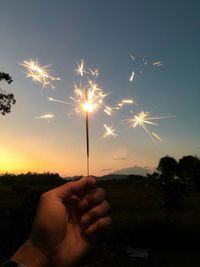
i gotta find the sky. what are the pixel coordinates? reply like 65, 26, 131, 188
0, 0, 200, 177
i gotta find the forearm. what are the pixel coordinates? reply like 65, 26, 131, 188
10, 239, 51, 267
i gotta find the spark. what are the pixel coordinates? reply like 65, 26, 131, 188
103, 124, 118, 138
76, 59, 88, 76
20, 59, 60, 88
153, 61, 163, 67
48, 97, 70, 105
35, 113, 55, 122
118, 103, 123, 107
130, 55, 135, 61
129, 71, 135, 82
116, 99, 135, 110
126, 111, 171, 142
104, 109, 112, 116
122, 99, 134, 104
89, 68, 99, 77
153, 61, 161, 65
103, 105, 121, 116
142, 58, 148, 64
152, 132, 164, 143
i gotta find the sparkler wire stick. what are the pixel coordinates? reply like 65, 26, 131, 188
85, 88, 90, 176
85, 111, 90, 176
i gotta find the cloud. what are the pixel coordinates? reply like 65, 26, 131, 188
114, 166, 150, 176
112, 149, 129, 161
112, 157, 128, 161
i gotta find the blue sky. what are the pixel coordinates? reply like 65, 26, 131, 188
0, 0, 200, 176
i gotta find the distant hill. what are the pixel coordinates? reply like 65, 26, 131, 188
62, 174, 128, 181
96, 174, 128, 181
62, 173, 149, 182
62, 176, 83, 181
114, 166, 151, 176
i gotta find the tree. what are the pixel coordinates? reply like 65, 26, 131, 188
158, 156, 184, 219
176, 155, 199, 183
193, 159, 200, 191
157, 155, 178, 183
0, 72, 16, 115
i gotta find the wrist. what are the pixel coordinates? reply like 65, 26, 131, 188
10, 238, 51, 267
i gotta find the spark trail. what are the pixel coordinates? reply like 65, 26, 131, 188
20, 59, 60, 88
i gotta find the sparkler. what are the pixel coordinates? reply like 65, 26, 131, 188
22, 54, 170, 176
126, 111, 171, 143
74, 61, 108, 175
20, 59, 60, 88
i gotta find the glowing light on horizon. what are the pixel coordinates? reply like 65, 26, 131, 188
20, 59, 60, 88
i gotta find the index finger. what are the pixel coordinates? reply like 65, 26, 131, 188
51, 176, 96, 201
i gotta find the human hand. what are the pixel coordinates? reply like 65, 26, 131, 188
29, 176, 111, 267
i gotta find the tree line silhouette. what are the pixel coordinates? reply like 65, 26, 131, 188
157, 155, 200, 187
0, 72, 16, 115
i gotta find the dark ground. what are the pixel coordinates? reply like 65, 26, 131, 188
0, 174, 200, 266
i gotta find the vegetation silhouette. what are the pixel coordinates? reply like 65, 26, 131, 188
0, 72, 16, 115
177, 155, 200, 186
0, 155, 200, 266
157, 156, 178, 184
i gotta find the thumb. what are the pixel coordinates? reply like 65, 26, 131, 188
52, 176, 96, 202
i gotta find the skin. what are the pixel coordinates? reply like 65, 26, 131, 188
11, 176, 111, 267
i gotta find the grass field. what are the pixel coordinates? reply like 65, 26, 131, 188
1, 175, 200, 266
